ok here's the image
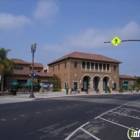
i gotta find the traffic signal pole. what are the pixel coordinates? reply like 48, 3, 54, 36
104, 39, 140, 43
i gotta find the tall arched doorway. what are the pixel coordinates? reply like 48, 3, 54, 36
93, 76, 100, 91
103, 77, 109, 90
83, 76, 90, 91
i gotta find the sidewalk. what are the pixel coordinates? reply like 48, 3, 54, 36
0, 91, 138, 105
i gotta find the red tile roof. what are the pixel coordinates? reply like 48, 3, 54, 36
48, 51, 121, 65
11, 58, 43, 68
13, 70, 53, 77
119, 75, 136, 80
11, 58, 30, 64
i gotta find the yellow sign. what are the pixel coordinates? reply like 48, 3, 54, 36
111, 36, 121, 46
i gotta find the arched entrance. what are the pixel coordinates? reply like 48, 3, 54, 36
83, 76, 90, 91
93, 76, 100, 91
103, 77, 109, 90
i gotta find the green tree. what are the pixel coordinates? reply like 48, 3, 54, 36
137, 78, 140, 84
33, 81, 41, 91
49, 74, 61, 91
0, 48, 15, 94
134, 76, 140, 85
133, 81, 140, 91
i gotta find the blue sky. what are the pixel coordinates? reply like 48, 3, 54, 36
0, 0, 140, 76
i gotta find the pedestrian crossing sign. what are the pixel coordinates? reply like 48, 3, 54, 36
111, 36, 121, 46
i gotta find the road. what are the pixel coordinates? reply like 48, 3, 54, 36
0, 94, 140, 140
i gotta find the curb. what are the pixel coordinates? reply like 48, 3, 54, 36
34, 92, 139, 101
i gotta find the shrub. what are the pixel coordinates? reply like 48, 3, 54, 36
52, 88, 61, 92
105, 86, 111, 93
122, 86, 128, 91
119, 87, 124, 93
85, 89, 89, 94
96, 89, 100, 93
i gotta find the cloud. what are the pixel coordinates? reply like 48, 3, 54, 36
120, 21, 140, 38
42, 21, 140, 52
42, 44, 66, 53
0, 13, 32, 31
66, 29, 107, 48
66, 21, 140, 48
33, 0, 59, 23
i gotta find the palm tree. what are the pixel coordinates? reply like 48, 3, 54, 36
0, 48, 14, 95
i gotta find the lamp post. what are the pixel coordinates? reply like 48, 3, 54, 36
29, 43, 37, 98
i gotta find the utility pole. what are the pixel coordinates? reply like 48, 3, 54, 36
29, 43, 37, 98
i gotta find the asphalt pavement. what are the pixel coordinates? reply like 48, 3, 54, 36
0, 91, 140, 140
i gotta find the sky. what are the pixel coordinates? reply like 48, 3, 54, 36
0, 0, 140, 76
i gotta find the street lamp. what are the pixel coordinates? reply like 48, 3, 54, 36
29, 43, 37, 98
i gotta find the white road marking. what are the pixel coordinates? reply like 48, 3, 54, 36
121, 107, 140, 113
95, 102, 129, 119
80, 128, 101, 140
65, 122, 89, 140
99, 117, 129, 129
95, 99, 140, 119
66, 99, 140, 140
126, 104, 140, 108
112, 111, 140, 120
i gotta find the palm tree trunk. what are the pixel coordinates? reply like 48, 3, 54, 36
1, 72, 4, 95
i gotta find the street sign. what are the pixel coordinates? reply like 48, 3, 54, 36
111, 36, 122, 46
104, 38, 140, 44
29, 73, 36, 77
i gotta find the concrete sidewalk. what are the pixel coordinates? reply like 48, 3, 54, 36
0, 91, 138, 105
